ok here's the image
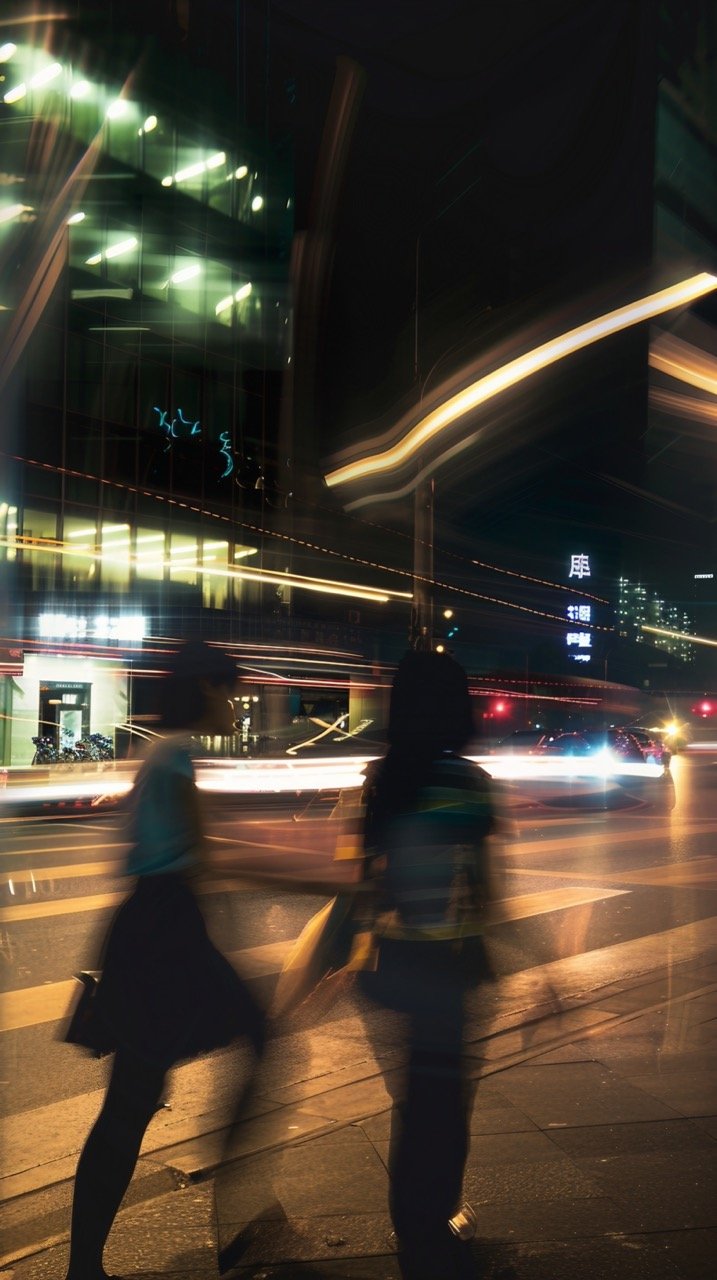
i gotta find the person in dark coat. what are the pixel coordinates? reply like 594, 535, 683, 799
64, 642, 264, 1280
359, 650, 496, 1280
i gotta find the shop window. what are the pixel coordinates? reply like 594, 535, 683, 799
135, 528, 165, 581
20, 508, 57, 589
169, 532, 198, 585
0, 503, 18, 562
100, 521, 131, 590
62, 514, 99, 590
202, 539, 229, 609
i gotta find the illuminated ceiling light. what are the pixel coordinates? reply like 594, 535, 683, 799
251, 195, 264, 212
235, 165, 248, 179
161, 176, 173, 187
234, 281, 252, 301
29, 62, 62, 89
88, 324, 149, 332
104, 235, 138, 259
70, 79, 91, 99
206, 151, 226, 170
325, 272, 717, 490
0, 42, 18, 61
174, 159, 207, 183
85, 252, 102, 265
66, 211, 86, 225
135, 533, 165, 544
67, 526, 97, 538
170, 262, 202, 284
3, 83, 27, 104
143, 114, 157, 132
215, 294, 234, 316
0, 203, 31, 224
106, 99, 128, 120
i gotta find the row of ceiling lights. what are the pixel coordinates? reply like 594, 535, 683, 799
1, 45, 264, 206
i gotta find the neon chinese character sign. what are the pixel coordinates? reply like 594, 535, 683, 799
565, 554, 593, 662
569, 553, 591, 579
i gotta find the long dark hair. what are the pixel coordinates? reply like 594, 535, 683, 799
367, 651, 474, 835
159, 640, 238, 730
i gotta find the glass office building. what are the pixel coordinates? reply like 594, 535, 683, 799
0, 29, 295, 763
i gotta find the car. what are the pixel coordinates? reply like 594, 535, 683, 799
493, 729, 552, 753
476, 727, 674, 813
538, 729, 655, 764
621, 727, 671, 769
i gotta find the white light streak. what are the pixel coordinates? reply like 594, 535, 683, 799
3, 83, 26, 104
29, 62, 62, 89
0, 203, 32, 224
104, 236, 138, 260
171, 263, 202, 284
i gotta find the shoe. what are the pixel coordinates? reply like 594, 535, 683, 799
448, 1202, 477, 1240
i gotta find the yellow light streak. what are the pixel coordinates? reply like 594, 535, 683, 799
648, 386, 717, 424
642, 624, 717, 648
325, 273, 717, 489
649, 332, 717, 396
0, 537, 406, 604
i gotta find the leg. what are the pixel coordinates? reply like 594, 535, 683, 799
65, 1049, 166, 1280
390, 988, 473, 1277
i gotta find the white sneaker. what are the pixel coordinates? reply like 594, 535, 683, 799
448, 1203, 477, 1241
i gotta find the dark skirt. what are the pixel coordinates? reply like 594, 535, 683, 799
96, 873, 263, 1068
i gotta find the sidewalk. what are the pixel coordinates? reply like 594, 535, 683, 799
3, 925, 717, 1280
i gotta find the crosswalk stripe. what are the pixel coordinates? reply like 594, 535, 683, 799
0, 887, 628, 1031
511, 818, 717, 857
0, 940, 293, 1031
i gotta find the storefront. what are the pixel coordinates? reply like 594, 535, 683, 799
6, 610, 146, 766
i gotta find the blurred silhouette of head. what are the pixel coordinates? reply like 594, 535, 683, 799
388, 650, 474, 756
160, 641, 238, 730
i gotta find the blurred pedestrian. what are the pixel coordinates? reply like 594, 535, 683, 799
64, 641, 265, 1280
358, 650, 496, 1280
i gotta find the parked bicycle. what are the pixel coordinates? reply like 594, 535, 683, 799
31, 736, 59, 764
31, 734, 115, 764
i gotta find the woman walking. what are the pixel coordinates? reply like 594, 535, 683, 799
64, 641, 264, 1280
359, 650, 496, 1280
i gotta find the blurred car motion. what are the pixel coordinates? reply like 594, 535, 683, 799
492, 729, 552, 753
538, 728, 670, 771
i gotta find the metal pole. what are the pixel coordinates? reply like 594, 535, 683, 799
410, 477, 434, 650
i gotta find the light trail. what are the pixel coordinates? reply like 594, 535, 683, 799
325, 273, 717, 491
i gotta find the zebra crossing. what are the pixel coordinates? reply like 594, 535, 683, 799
2, 810, 716, 1216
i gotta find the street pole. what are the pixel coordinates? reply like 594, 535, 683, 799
410, 477, 434, 650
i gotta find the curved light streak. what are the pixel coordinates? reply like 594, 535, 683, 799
649, 332, 717, 396
325, 273, 717, 491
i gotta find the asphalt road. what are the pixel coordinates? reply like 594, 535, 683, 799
1, 751, 716, 1168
